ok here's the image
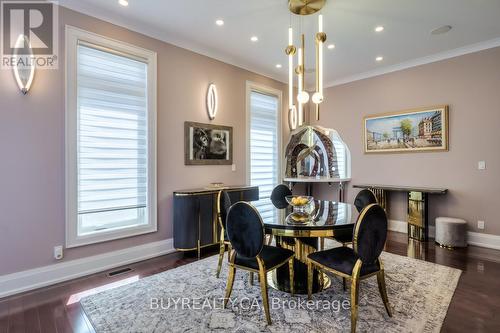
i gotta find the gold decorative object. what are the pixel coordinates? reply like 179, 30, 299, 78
286, 0, 327, 129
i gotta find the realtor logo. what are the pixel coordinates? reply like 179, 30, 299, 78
1, 0, 58, 69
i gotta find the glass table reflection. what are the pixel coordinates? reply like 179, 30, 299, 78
262, 199, 359, 294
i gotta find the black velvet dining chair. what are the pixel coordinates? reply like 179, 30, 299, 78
267, 184, 292, 246
223, 201, 295, 325
353, 189, 378, 213
270, 184, 292, 209
321, 188, 378, 250
307, 203, 392, 333
215, 190, 232, 278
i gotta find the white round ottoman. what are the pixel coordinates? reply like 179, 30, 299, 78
435, 217, 467, 248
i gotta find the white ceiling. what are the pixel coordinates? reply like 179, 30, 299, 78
60, 0, 500, 87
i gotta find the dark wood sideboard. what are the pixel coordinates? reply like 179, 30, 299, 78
173, 185, 259, 257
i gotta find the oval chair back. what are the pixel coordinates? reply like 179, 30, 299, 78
217, 190, 232, 229
271, 184, 292, 209
226, 202, 265, 259
354, 189, 377, 213
353, 204, 388, 264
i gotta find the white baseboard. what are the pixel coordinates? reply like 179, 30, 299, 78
388, 220, 500, 250
388, 219, 408, 234
0, 239, 174, 299
467, 232, 500, 250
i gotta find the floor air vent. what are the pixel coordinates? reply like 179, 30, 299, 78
107, 267, 133, 277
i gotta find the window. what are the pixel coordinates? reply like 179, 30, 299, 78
66, 27, 157, 247
247, 83, 282, 224
330, 129, 351, 179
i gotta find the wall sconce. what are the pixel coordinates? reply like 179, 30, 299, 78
206, 83, 218, 120
13, 35, 35, 95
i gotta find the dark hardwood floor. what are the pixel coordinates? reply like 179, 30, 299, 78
1, 231, 499, 333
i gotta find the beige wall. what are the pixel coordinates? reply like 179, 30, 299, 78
0, 6, 286, 275
312, 47, 500, 236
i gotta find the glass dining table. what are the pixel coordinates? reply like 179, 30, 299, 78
262, 199, 359, 294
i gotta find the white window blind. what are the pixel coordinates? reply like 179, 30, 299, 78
77, 44, 149, 235
330, 130, 351, 179
66, 27, 157, 248
249, 91, 280, 224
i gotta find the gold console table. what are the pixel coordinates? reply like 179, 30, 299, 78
353, 184, 448, 241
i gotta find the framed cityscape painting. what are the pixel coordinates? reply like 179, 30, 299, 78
364, 105, 449, 153
184, 121, 233, 165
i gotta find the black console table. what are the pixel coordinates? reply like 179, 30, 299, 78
353, 184, 447, 241
173, 185, 259, 258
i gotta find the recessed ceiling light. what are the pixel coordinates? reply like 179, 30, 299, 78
431, 25, 452, 35
215, 19, 224, 26
275, 64, 282, 68
327, 44, 335, 49
118, 0, 128, 7
250, 36, 259, 42
376, 56, 384, 62
375, 26, 384, 32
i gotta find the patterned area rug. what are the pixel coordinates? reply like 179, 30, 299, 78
81, 251, 461, 333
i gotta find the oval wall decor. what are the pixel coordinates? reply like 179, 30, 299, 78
13, 34, 35, 95
206, 83, 218, 120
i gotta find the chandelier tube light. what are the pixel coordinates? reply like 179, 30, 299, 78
297, 46, 303, 125
312, 14, 325, 105
286, 27, 298, 130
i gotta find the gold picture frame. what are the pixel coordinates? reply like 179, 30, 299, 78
184, 121, 233, 165
363, 105, 449, 154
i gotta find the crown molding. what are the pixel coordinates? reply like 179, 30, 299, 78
59, 1, 500, 90
325, 37, 500, 87
58, 1, 286, 85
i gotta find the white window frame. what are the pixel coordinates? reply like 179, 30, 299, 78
245, 81, 283, 210
65, 26, 157, 248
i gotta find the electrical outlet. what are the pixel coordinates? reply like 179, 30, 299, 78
477, 220, 485, 230
231, 164, 236, 172
54, 245, 63, 260
478, 161, 486, 170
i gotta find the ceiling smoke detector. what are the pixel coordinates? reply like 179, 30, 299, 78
431, 25, 452, 35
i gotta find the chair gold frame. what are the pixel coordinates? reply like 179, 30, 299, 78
308, 204, 392, 333
216, 190, 232, 278
223, 203, 295, 325
319, 189, 378, 290
224, 249, 294, 325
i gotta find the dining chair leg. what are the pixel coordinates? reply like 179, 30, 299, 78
288, 258, 295, 296
307, 260, 313, 300
216, 241, 225, 278
377, 262, 393, 317
224, 251, 236, 308
257, 258, 271, 325
227, 244, 232, 262
223, 264, 236, 308
350, 260, 362, 333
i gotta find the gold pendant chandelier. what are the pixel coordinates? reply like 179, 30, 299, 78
286, 0, 327, 130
